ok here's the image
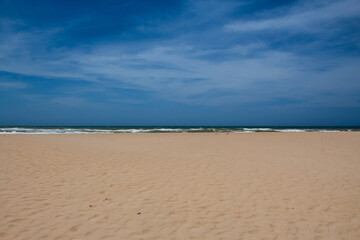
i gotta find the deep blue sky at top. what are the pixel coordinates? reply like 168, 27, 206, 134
0, 0, 359, 126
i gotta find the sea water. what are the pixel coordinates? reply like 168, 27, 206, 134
0, 126, 358, 134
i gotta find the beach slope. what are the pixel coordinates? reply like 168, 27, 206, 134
1, 133, 359, 239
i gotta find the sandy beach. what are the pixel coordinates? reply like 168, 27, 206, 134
0, 133, 359, 240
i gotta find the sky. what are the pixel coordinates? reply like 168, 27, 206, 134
0, 0, 359, 126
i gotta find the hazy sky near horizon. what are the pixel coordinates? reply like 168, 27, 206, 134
0, 0, 360, 126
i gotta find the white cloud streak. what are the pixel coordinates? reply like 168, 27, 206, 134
0, 81, 28, 89
225, 0, 360, 32
0, 0, 359, 107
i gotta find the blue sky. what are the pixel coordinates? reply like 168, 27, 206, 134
0, 0, 359, 126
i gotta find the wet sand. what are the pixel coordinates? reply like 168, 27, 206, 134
0, 133, 359, 239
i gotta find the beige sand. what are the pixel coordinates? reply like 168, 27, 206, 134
0, 133, 359, 240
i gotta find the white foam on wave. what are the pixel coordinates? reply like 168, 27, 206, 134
313, 130, 341, 132
188, 128, 205, 131
243, 128, 273, 131
0, 127, 355, 134
0, 127, 99, 134
274, 129, 306, 132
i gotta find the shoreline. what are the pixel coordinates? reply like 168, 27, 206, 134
1, 126, 359, 134
0, 131, 358, 135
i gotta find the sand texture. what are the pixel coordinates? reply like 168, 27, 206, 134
1, 133, 360, 240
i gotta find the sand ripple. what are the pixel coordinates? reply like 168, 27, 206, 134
1, 133, 360, 239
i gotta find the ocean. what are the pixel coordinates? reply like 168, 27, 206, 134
0, 126, 359, 134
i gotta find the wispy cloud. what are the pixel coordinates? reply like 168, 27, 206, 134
225, 0, 360, 32
0, 81, 28, 89
0, 0, 359, 109
50, 97, 87, 106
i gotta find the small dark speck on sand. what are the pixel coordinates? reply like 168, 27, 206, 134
137, 212, 141, 215
89, 205, 92, 207
292, 208, 294, 209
